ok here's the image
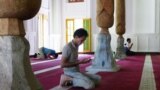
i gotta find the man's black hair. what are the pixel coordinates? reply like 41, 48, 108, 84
73, 28, 88, 38
127, 38, 131, 42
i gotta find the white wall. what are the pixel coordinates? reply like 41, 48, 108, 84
24, 17, 39, 55
92, 0, 160, 52
155, 0, 160, 34
133, 0, 155, 34
62, 0, 91, 19
112, 0, 160, 52
124, 0, 160, 52
111, 34, 160, 52
125, 0, 134, 34
49, 0, 62, 52
25, 0, 160, 54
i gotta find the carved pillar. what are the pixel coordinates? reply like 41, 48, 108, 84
115, 0, 126, 59
0, 0, 42, 90
86, 0, 119, 73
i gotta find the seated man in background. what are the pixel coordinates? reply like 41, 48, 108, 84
60, 28, 101, 89
124, 38, 135, 56
33, 47, 58, 59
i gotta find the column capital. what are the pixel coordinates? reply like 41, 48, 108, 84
0, 18, 25, 36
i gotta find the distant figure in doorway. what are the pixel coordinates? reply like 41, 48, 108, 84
60, 28, 101, 89
33, 47, 58, 59
124, 38, 135, 56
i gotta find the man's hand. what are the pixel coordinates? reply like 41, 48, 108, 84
79, 58, 92, 64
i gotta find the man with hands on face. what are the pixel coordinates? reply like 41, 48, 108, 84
124, 38, 135, 56
61, 28, 101, 89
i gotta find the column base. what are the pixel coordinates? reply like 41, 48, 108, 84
86, 65, 120, 74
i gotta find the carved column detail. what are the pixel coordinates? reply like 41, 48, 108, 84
115, 0, 126, 59
86, 0, 120, 73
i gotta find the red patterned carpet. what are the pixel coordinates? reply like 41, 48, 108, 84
31, 60, 61, 71
69, 55, 145, 90
31, 54, 93, 90
30, 54, 146, 90
151, 54, 160, 90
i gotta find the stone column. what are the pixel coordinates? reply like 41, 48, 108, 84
115, 0, 126, 59
0, 0, 43, 90
86, 0, 120, 73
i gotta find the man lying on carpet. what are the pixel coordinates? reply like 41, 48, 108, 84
60, 28, 101, 89
33, 47, 58, 59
